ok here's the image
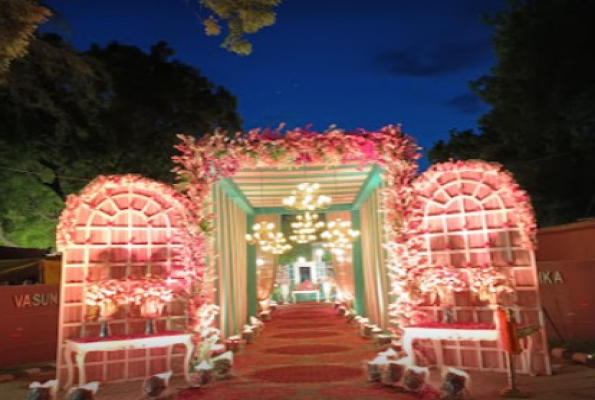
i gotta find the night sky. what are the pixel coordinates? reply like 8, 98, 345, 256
44, 0, 505, 166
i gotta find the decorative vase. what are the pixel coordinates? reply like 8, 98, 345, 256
140, 297, 165, 335
99, 319, 110, 338
145, 318, 157, 335
322, 282, 333, 303
440, 290, 456, 324
280, 283, 290, 304
443, 308, 454, 324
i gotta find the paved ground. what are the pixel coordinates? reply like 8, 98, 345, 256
1, 304, 593, 400
2, 364, 594, 399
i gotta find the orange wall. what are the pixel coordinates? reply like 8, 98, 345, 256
536, 220, 595, 341
0, 285, 59, 367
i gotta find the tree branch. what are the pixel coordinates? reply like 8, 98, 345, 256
37, 159, 67, 201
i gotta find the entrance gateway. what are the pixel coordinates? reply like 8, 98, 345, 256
55, 125, 550, 386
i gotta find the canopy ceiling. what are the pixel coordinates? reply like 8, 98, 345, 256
229, 164, 377, 209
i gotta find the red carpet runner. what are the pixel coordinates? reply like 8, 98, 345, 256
177, 303, 409, 400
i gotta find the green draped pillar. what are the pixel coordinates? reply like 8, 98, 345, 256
351, 210, 365, 315
246, 214, 257, 318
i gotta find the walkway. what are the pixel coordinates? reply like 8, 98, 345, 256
177, 302, 395, 400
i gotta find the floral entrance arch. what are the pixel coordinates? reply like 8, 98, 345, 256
54, 125, 550, 385
173, 125, 420, 201
387, 161, 550, 375
173, 125, 420, 324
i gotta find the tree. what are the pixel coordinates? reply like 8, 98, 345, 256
430, 0, 595, 226
0, 0, 51, 83
0, 34, 110, 203
86, 40, 242, 181
0, 0, 284, 74
200, 0, 285, 55
0, 35, 242, 248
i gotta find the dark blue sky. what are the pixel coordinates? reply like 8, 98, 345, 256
45, 0, 504, 165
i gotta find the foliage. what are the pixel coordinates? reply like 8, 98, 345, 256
0, 35, 241, 248
0, 0, 50, 83
199, 0, 285, 55
86, 40, 242, 181
429, 0, 595, 226
0, 35, 108, 248
0, 172, 62, 248
0, 0, 284, 68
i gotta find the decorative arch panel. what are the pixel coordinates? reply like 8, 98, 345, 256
56, 175, 193, 386
412, 161, 550, 374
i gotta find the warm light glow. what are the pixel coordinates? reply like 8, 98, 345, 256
289, 232, 318, 243
256, 258, 265, 266
290, 212, 325, 244
320, 218, 360, 253
260, 232, 292, 254
282, 182, 332, 211
246, 222, 291, 254
245, 222, 276, 246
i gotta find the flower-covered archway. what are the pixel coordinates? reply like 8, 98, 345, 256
387, 160, 550, 375
55, 175, 209, 385
172, 125, 421, 314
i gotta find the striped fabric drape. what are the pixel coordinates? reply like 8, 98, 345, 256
359, 187, 389, 328
254, 215, 280, 310
326, 211, 356, 306
213, 185, 248, 338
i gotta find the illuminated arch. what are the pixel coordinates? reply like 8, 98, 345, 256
55, 174, 194, 384
407, 160, 549, 374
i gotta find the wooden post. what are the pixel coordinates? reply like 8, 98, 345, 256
500, 309, 531, 398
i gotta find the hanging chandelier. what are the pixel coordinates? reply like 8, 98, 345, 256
261, 232, 292, 255
289, 212, 325, 244
291, 212, 325, 235
282, 183, 332, 211
320, 218, 360, 254
246, 222, 291, 254
246, 222, 276, 246
289, 232, 318, 244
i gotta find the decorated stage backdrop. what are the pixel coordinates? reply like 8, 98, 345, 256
54, 126, 551, 387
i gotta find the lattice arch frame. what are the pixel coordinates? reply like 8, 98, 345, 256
55, 175, 193, 385
413, 160, 551, 375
